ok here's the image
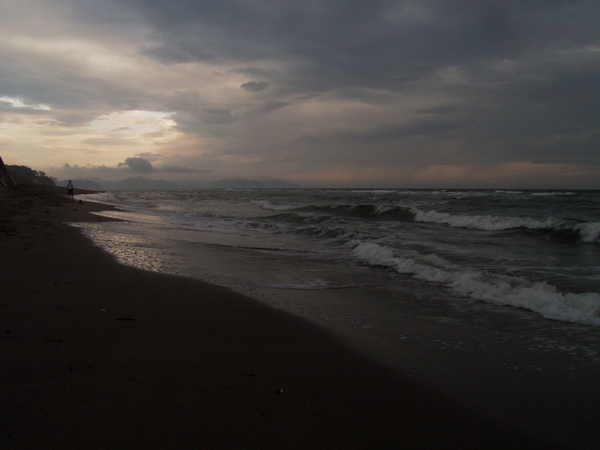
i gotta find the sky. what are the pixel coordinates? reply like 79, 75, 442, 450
1, 0, 599, 188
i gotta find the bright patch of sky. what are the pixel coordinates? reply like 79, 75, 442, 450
89, 110, 176, 139
1, 96, 51, 111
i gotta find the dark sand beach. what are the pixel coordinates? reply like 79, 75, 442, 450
1, 186, 561, 449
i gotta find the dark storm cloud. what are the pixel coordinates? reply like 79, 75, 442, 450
57, 160, 211, 178
119, 156, 155, 173
252, 100, 289, 115
241, 81, 271, 92
170, 109, 235, 131
452, 55, 600, 163
132, 1, 600, 90
54, 115, 96, 127
306, 117, 474, 144
115, 157, 210, 174
417, 106, 458, 115
135, 152, 163, 160
4, 0, 600, 187
128, 1, 600, 161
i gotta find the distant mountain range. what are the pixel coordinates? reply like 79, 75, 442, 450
206, 178, 300, 189
56, 177, 302, 190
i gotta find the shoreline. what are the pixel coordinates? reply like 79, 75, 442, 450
253, 283, 600, 449
0, 186, 569, 448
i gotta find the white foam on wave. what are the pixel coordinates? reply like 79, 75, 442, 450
410, 207, 600, 242
252, 200, 296, 211
352, 242, 600, 326
350, 189, 398, 194
411, 207, 559, 231
374, 203, 398, 214
531, 191, 576, 196
77, 191, 121, 205
576, 222, 600, 242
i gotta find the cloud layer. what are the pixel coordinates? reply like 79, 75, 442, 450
1, 0, 599, 187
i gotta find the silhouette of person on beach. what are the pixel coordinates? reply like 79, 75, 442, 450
67, 180, 74, 199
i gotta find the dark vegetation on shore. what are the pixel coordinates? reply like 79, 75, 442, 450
0, 157, 101, 199
4, 164, 56, 186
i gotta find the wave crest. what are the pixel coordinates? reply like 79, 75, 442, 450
252, 200, 297, 211
352, 242, 600, 326
411, 208, 600, 242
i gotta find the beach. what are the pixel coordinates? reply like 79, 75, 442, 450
0, 186, 579, 448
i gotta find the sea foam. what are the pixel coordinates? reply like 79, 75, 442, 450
352, 242, 600, 326
410, 207, 600, 242
252, 200, 297, 211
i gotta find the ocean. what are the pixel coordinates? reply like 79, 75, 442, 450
74, 188, 600, 323
70, 187, 600, 447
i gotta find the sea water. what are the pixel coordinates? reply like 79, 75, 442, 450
69, 188, 600, 447
69, 189, 600, 358
70, 187, 600, 360
73, 189, 600, 323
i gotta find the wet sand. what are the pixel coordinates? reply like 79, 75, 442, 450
1, 185, 559, 449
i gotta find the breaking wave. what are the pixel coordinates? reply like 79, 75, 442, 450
303, 204, 415, 221
252, 200, 297, 211
411, 208, 600, 242
352, 242, 600, 326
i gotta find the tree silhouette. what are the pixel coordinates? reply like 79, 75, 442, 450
0, 156, 17, 187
